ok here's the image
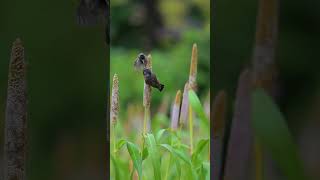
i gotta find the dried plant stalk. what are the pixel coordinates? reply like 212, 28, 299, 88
224, 69, 253, 180
4, 38, 27, 180
179, 82, 190, 128
110, 74, 119, 154
143, 54, 152, 108
110, 74, 119, 125
143, 54, 152, 134
212, 90, 227, 180
170, 90, 181, 130
188, 43, 198, 90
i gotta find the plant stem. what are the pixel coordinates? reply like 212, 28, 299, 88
165, 132, 174, 180
143, 107, 149, 135
112, 123, 117, 154
189, 105, 193, 154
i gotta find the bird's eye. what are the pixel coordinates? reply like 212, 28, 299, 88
139, 54, 145, 60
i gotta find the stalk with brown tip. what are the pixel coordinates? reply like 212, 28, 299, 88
188, 43, 198, 91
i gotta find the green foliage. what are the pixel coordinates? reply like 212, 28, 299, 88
126, 141, 143, 180
146, 134, 162, 180
188, 90, 209, 134
252, 89, 307, 180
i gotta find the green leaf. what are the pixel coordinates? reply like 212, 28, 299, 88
173, 156, 181, 179
126, 141, 142, 180
116, 139, 127, 151
252, 89, 307, 180
188, 90, 209, 132
160, 144, 191, 166
142, 147, 149, 160
156, 129, 167, 143
192, 139, 209, 162
178, 143, 190, 150
145, 133, 161, 180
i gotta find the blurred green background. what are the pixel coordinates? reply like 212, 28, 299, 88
214, 0, 320, 179
0, 0, 209, 180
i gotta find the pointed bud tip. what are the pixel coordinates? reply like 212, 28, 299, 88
175, 90, 182, 105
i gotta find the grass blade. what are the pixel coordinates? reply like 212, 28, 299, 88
188, 90, 209, 132
126, 141, 142, 180
145, 133, 161, 180
174, 156, 181, 179
156, 129, 167, 143
252, 89, 307, 180
160, 144, 191, 166
192, 139, 209, 162
116, 139, 127, 151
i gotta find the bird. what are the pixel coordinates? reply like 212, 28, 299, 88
143, 68, 164, 92
133, 53, 147, 71
76, 0, 110, 44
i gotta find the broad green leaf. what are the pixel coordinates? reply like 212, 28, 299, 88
192, 139, 209, 162
111, 154, 120, 180
252, 89, 307, 180
156, 129, 167, 143
126, 141, 142, 180
188, 90, 209, 132
145, 133, 161, 180
142, 147, 149, 160
160, 144, 191, 166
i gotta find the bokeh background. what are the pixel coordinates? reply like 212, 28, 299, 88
214, 0, 320, 179
0, 0, 209, 180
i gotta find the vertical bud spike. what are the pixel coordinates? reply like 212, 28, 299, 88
171, 90, 182, 130
4, 38, 27, 180
189, 43, 198, 90
110, 74, 119, 125
179, 82, 190, 127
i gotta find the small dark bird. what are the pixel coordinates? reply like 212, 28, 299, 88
134, 53, 147, 71
143, 68, 164, 92
76, 0, 110, 44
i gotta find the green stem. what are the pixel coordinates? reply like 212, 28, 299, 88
189, 105, 193, 154
165, 132, 174, 180
112, 123, 117, 154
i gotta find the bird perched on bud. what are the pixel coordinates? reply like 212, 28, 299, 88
133, 53, 147, 71
76, 0, 110, 44
143, 68, 164, 92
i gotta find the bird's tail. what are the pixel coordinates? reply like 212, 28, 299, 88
158, 84, 164, 92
